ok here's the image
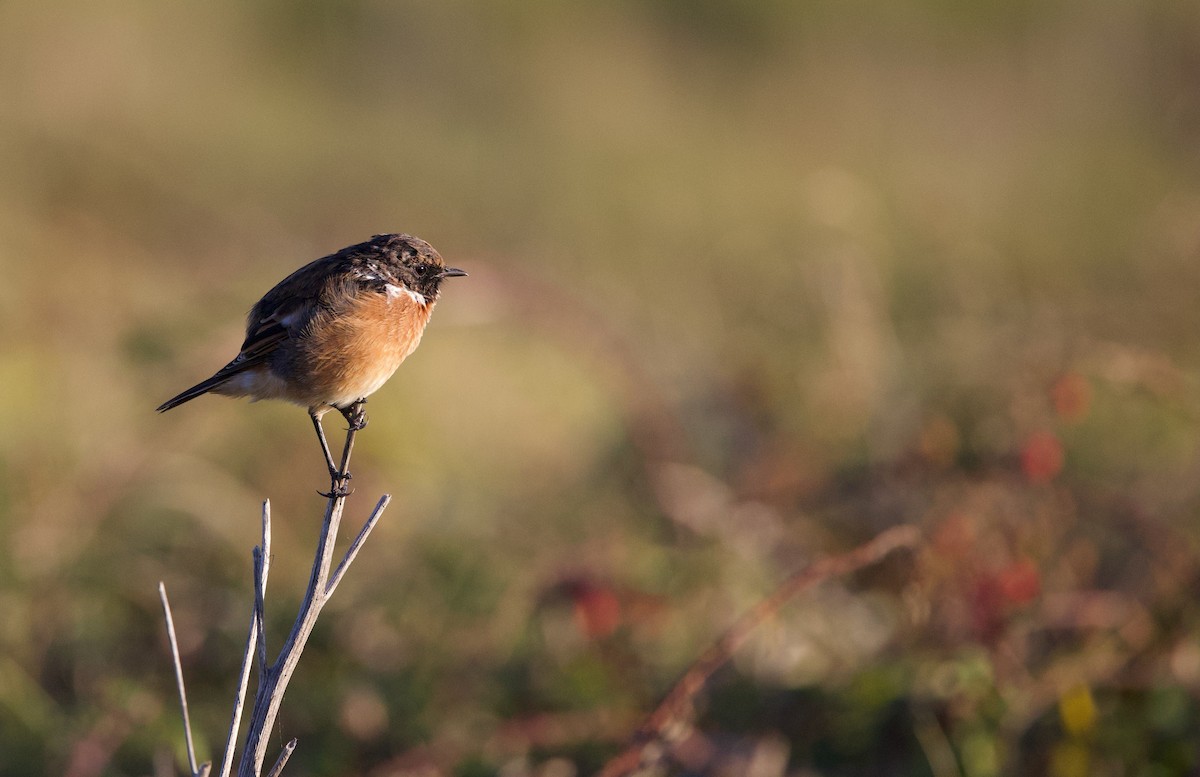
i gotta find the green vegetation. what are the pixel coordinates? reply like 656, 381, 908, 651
1, 0, 1199, 774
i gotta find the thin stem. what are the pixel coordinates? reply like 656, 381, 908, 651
327, 495, 391, 597
256, 499, 272, 675
217, 617, 258, 777
218, 501, 272, 777
253, 549, 268, 675
265, 739, 297, 777
158, 582, 200, 777
260, 498, 272, 596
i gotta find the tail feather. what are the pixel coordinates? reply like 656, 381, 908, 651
156, 374, 229, 412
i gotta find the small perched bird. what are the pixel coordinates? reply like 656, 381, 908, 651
157, 233, 465, 492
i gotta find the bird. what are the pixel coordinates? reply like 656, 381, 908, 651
157, 233, 466, 494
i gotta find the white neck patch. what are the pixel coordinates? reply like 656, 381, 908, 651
385, 283, 427, 306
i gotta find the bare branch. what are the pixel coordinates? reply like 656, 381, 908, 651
161, 408, 388, 777
217, 501, 273, 777
265, 739, 297, 777
238, 404, 386, 777
239, 494, 345, 775
596, 524, 921, 777
217, 616, 258, 777
259, 498, 272, 593
252, 548, 268, 676
158, 582, 200, 777
327, 494, 391, 597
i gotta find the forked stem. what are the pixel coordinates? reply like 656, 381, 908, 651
237, 399, 388, 777
162, 400, 389, 777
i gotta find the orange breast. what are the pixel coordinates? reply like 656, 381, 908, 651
298, 290, 434, 408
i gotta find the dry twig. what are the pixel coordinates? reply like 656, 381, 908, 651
264, 738, 297, 777
161, 402, 390, 777
159, 582, 208, 777
596, 524, 921, 777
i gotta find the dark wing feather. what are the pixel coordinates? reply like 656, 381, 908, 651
238, 254, 349, 358
156, 253, 351, 412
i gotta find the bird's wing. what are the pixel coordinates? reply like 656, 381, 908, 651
199, 255, 343, 380
236, 299, 311, 364
226, 241, 397, 374
250, 256, 347, 347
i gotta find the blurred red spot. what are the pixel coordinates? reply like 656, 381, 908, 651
997, 558, 1041, 604
970, 560, 1040, 640
570, 583, 622, 639
1052, 372, 1092, 423
1021, 431, 1064, 482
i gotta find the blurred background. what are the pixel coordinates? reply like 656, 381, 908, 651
2, 0, 1200, 775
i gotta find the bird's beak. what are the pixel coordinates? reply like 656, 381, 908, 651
440, 267, 468, 278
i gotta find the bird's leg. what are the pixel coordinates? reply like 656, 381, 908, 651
310, 411, 340, 477
312, 400, 368, 498
310, 410, 353, 498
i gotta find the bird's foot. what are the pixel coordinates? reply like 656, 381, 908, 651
339, 400, 369, 432
319, 482, 354, 499
319, 471, 353, 499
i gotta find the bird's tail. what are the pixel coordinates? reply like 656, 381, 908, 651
156, 374, 228, 412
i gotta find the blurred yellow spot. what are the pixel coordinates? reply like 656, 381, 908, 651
1050, 741, 1090, 777
1058, 685, 1097, 735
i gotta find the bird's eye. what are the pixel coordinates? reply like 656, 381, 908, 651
415, 264, 428, 277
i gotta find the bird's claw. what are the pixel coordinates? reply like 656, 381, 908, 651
339, 400, 369, 431
318, 482, 354, 499
319, 470, 353, 499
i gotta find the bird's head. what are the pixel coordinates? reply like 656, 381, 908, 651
373, 233, 467, 302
